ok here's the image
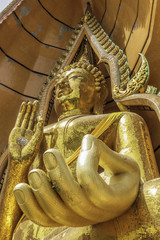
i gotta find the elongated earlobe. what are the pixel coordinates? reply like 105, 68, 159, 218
93, 92, 103, 114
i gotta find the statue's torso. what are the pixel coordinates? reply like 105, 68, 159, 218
13, 113, 160, 240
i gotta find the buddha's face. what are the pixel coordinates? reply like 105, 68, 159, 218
54, 68, 96, 117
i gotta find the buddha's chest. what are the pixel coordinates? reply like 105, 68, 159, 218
43, 115, 117, 159
44, 118, 100, 159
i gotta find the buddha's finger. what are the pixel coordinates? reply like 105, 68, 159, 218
21, 102, 32, 130
77, 135, 114, 210
43, 149, 110, 223
77, 135, 140, 217
13, 183, 60, 227
15, 102, 27, 127
28, 101, 39, 130
28, 169, 92, 226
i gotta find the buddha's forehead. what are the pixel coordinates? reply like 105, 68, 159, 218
65, 67, 87, 75
56, 67, 94, 84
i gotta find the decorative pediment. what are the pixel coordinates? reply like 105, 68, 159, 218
37, 8, 160, 124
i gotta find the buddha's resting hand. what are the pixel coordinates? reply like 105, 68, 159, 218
9, 101, 43, 163
14, 134, 140, 227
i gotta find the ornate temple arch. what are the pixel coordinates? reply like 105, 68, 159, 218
37, 8, 160, 127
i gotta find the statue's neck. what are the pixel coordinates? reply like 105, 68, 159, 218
58, 109, 90, 121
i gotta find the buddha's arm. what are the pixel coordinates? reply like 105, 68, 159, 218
115, 113, 159, 181
0, 101, 44, 240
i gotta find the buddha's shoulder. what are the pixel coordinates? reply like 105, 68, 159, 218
43, 122, 57, 134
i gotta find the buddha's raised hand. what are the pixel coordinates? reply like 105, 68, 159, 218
0, 101, 44, 240
14, 134, 140, 227
9, 101, 43, 163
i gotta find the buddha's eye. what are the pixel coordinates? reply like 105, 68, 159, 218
70, 76, 83, 80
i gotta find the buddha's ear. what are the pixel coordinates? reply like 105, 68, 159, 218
100, 83, 109, 104
93, 92, 103, 115
93, 83, 109, 114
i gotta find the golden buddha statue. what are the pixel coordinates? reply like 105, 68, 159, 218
0, 9, 160, 240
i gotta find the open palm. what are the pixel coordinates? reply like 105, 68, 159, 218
9, 101, 43, 162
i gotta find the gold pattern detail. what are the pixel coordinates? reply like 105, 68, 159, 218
113, 54, 149, 99
145, 85, 157, 94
